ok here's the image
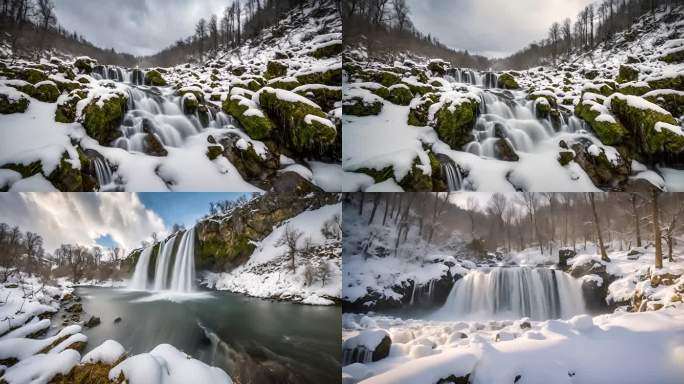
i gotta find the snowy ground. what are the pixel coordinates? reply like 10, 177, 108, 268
342, 308, 684, 384
0, 272, 232, 384
201, 203, 342, 305
342, 7, 684, 192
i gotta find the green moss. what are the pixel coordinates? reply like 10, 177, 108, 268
575, 100, 628, 145
433, 98, 480, 149
356, 166, 393, 184
144, 70, 167, 86
296, 68, 341, 86
56, 90, 87, 123
264, 61, 288, 79
176, 88, 205, 102
427, 60, 448, 76
222, 96, 275, 140
558, 150, 575, 166
310, 42, 342, 59
534, 99, 552, 119
206, 145, 223, 160
644, 90, 684, 116
51, 78, 83, 93
74, 58, 96, 74
2, 161, 43, 178
387, 85, 414, 106
270, 78, 301, 91
259, 88, 336, 154
356, 70, 400, 87
407, 93, 440, 126
659, 48, 684, 64
647, 74, 684, 91
182, 94, 199, 114
342, 97, 382, 116
368, 86, 390, 99
497, 73, 519, 89
294, 86, 341, 111
401, 81, 435, 96
34, 82, 61, 103
0, 93, 29, 114
619, 83, 651, 96
616, 64, 639, 84
19, 68, 48, 84
232, 66, 247, 76
50, 361, 125, 384
398, 158, 433, 191
46, 152, 83, 191
610, 94, 682, 154
81, 94, 127, 144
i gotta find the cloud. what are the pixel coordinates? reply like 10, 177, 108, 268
0, 193, 167, 253
406, 0, 596, 58
54, 0, 230, 56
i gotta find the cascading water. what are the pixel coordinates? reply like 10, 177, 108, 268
129, 246, 154, 290
436, 267, 586, 320
92, 157, 113, 187
169, 227, 196, 293
152, 235, 176, 291
440, 158, 462, 191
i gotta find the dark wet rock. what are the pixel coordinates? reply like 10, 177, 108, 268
84, 316, 101, 328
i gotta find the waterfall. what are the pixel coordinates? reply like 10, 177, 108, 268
441, 160, 462, 191
92, 157, 113, 187
169, 227, 196, 293
437, 267, 586, 320
153, 236, 176, 291
129, 246, 154, 290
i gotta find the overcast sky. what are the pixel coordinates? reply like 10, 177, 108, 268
0, 193, 247, 253
406, 0, 596, 58
54, 0, 231, 56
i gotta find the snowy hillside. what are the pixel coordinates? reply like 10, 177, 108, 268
0, 0, 342, 192
342, 7, 684, 192
202, 202, 342, 305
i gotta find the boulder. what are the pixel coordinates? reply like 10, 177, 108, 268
493, 138, 519, 161
342, 330, 392, 365
182, 93, 199, 114
497, 73, 519, 89
432, 97, 480, 149
258, 87, 337, 155
32, 81, 61, 103
218, 133, 279, 184
575, 97, 628, 146
144, 70, 167, 86
407, 93, 440, 126
296, 67, 341, 86
223, 94, 275, 140
570, 139, 630, 189
310, 42, 342, 59
84, 316, 101, 328
142, 133, 168, 157
427, 59, 448, 76
56, 90, 87, 123
616, 64, 639, 83
264, 60, 288, 79
294, 85, 341, 112
81, 93, 127, 144
386, 84, 413, 106
558, 248, 576, 270
74, 57, 97, 74
0, 89, 29, 114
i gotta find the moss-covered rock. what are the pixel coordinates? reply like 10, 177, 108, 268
217, 133, 279, 184
609, 93, 682, 155
575, 98, 629, 146
386, 84, 413, 106
176, 87, 205, 103
497, 73, 519, 90
0, 90, 29, 114
356, 69, 401, 87
294, 85, 341, 111
50, 77, 83, 93
534, 98, 552, 119
401, 80, 436, 96
56, 90, 87, 123
310, 42, 342, 59
659, 47, 684, 64
494, 138, 519, 161
18, 68, 48, 84
643, 90, 684, 116
264, 60, 288, 79
269, 78, 301, 91
259, 88, 337, 155
47, 152, 84, 192
618, 82, 651, 96
296, 67, 341, 86
616, 64, 639, 83
407, 93, 440, 126
74, 57, 96, 74
571, 139, 631, 189
143, 133, 168, 157
398, 158, 433, 191
144, 70, 167, 86
647, 74, 684, 91
182, 93, 199, 114
33, 81, 61, 103
558, 150, 575, 166
343, 96, 383, 116
232, 66, 247, 76
433, 97, 480, 149
81, 94, 127, 144
427, 60, 448, 76
223, 95, 275, 140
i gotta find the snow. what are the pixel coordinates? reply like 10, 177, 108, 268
200, 203, 341, 304
655, 121, 684, 136
255, 87, 322, 109
81, 340, 126, 365
2, 350, 81, 384
109, 344, 232, 384
344, 309, 684, 384
343, 329, 389, 350
607, 93, 672, 116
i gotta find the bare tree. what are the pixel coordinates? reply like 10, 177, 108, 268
277, 224, 303, 271
587, 193, 610, 262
